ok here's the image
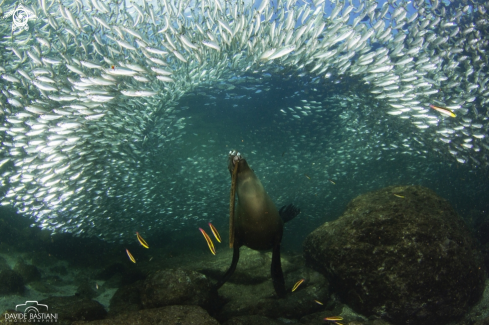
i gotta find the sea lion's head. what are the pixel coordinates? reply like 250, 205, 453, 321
228, 150, 249, 175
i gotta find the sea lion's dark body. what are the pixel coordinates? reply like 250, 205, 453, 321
214, 152, 300, 297
233, 158, 283, 250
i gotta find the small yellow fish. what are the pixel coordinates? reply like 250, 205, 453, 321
126, 248, 136, 263
208, 222, 221, 243
291, 278, 305, 292
430, 104, 456, 118
324, 316, 343, 321
136, 232, 149, 248
305, 174, 311, 180
314, 300, 323, 305
328, 179, 336, 185
95, 283, 99, 290
393, 194, 404, 198
199, 228, 216, 255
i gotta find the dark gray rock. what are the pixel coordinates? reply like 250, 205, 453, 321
475, 218, 489, 272
216, 265, 329, 322
140, 268, 216, 310
0, 269, 24, 295
298, 304, 370, 325
14, 260, 41, 283
44, 275, 64, 286
72, 305, 220, 325
474, 316, 489, 325
108, 281, 143, 317
222, 315, 286, 325
303, 185, 486, 325
199, 248, 299, 286
39, 296, 107, 325
95, 263, 126, 280
0, 256, 9, 271
76, 281, 98, 299
49, 265, 68, 275
29, 280, 56, 293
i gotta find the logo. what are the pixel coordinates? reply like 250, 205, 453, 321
3, 301, 58, 323
3, 4, 35, 32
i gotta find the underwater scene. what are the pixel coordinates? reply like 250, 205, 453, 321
0, 0, 488, 323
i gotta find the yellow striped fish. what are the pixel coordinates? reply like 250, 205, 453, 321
292, 278, 305, 292
199, 228, 216, 255
126, 248, 136, 263
208, 222, 221, 243
136, 232, 149, 248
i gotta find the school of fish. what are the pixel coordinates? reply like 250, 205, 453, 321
0, 0, 488, 242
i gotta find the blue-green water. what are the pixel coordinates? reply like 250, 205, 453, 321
0, 0, 489, 321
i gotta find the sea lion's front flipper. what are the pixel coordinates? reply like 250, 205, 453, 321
214, 245, 240, 290
279, 204, 300, 223
271, 243, 286, 297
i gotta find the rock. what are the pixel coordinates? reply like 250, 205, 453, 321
100, 265, 145, 288
475, 218, 489, 271
44, 275, 64, 286
120, 268, 146, 285
140, 268, 216, 310
0, 256, 9, 271
303, 185, 486, 325
371, 320, 394, 325
199, 248, 298, 286
300, 304, 369, 325
38, 296, 107, 324
0, 269, 25, 295
96, 263, 126, 280
482, 244, 489, 274
50, 265, 68, 275
108, 281, 143, 317
14, 260, 41, 283
1, 310, 20, 323
475, 216, 489, 246
474, 316, 489, 325
216, 266, 329, 322
29, 280, 56, 293
77, 281, 98, 299
462, 280, 489, 324
72, 305, 219, 325
222, 315, 285, 325
30, 251, 59, 267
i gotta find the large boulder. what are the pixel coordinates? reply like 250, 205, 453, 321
0, 269, 25, 295
38, 296, 107, 324
218, 279, 328, 321
108, 281, 143, 317
475, 217, 489, 271
72, 305, 219, 325
0, 256, 9, 271
222, 315, 285, 325
303, 185, 486, 325
14, 260, 41, 283
140, 268, 216, 310
474, 316, 489, 325
199, 248, 296, 285
215, 265, 329, 322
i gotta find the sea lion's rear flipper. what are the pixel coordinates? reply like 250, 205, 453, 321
279, 204, 300, 223
271, 243, 286, 297
214, 245, 240, 290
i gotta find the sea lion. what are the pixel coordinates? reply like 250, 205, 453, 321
214, 151, 300, 297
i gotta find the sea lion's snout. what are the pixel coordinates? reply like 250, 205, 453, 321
229, 150, 242, 164
228, 150, 243, 174
233, 153, 241, 165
